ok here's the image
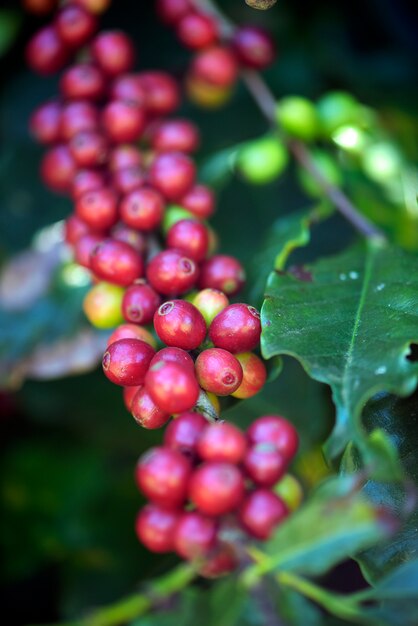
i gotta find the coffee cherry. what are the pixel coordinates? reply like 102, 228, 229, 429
153, 300, 206, 350
186, 75, 232, 109
156, 0, 192, 25
150, 119, 200, 153
145, 361, 200, 414
69, 130, 108, 168
177, 12, 219, 50
150, 347, 195, 372
198, 542, 237, 578
102, 100, 146, 143
135, 447, 191, 508
209, 304, 261, 353
29, 101, 62, 145
109, 145, 143, 171
26, 26, 68, 75
239, 489, 288, 539
74, 233, 104, 268
191, 46, 238, 88
149, 152, 195, 201
179, 184, 215, 219
83, 282, 124, 329
231, 352, 267, 399
316, 91, 360, 136
297, 150, 342, 197
189, 462, 245, 516
135, 504, 179, 553
23, 0, 57, 15
75, 187, 118, 230
247, 416, 299, 461
163, 411, 207, 457
166, 219, 209, 262
110, 74, 146, 107
103, 338, 155, 386
137, 71, 180, 116
55, 4, 97, 48
107, 323, 157, 348
146, 250, 199, 296
174, 511, 217, 559
131, 387, 170, 428
198, 255, 245, 295
232, 26, 275, 70
72, 169, 106, 200
60, 64, 105, 101
195, 348, 243, 396
111, 166, 144, 195
276, 96, 319, 142
64, 214, 92, 245
192, 289, 229, 326
274, 474, 303, 512
123, 385, 142, 412
122, 282, 161, 325
237, 136, 288, 185
40, 144, 76, 193
73, 0, 111, 14
243, 443, 287, 487
90, 239, 143, 286
162, 205, 195, 233
197, 422, 247, 464
90, 31, 135, 76
111, 223, 147, 254
120, 187, 165, 231
60, 100, 99, 141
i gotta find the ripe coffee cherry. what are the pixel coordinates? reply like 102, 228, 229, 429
110, 74, 146, 107
137, 71, 180, 116
83, 282, 124, 329
146, 250, 199, 296
145, 361, 199, 414
120, 187, 165, 231
191, 46, 238, 88
198, 542, 237, 578
64, 214, 92, 246
26, 26, 68, 75
73, 0, 111, 14
195, 348, 243, 396
153, 300, 206, 350
150, 119, 200, 153
109, 145, 142, 171
197, 422, 247, 464
55, 4, 97, 48
209, 304, 261, 353
107, 323, 156, 348
69, 130, 108, 167
135, 447, 192, 508
60, 101, 99, 141
166, 219, 209, 262
239, 489, 288, 540
74, 233, 104, 268
23, 0, 57, 15
112, 166, 144, 195
177, 12, 218, 50
102, 338, 155, 386
102, 101, 146, 143
40, 145, 76, 193
149, 152, 195, 200
90, 31, 135, 76
131, 387, 170, 429
123, 385, 142, 412
29, 101, 61, 145
156, 0, 192, 24
150, 347, 194, 372
198, 255, 245, 295
247, 416, 299, 461
189, 462, 245, 516
174, 511, 217, 560
163, 411, 207, 456
75, 187, 118, 230
72, 169, 106, 200
122, 282, 161, 325
232, 352, 267, 399
136, 504, 179, 553
112, 224, 147, 254
232, 26, 275, 70
192, 288, 229, 326
60, 64, 105, 101
90, 239, 143, 286
179, 184, 215, 219
243, 443, 287, 487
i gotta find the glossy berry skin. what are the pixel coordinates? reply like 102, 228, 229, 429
60, 100, 99, 141
83, 282, 124, 329
239, 489, 288, 540
109, 145, 142, 171
72, 169, 106, 200
55, 4, 97, 48
198, 255, 245, 295
102, 338, 155, 386
120, 187, 165, 231
177, 12, 218, 50
122, 282, 161, 325
102, 101, 146, 143
232, 26, 275, 70
191, 46, 238, 88
247, 416, 299, 461
156, 0, 192, 24
197, 422, 247, 464
174, 511, 217, 560
166, 219, 209, 262
40, 145, 76, 194
189, 462, 245, 516
146, 250, 199, 296
131, 387, 170, 429
112, 166, 144, 195
195, 348, 243, 396
135, 446, 192, 508
137, 71, 180, 116
30, 101, 62, 145
150, 347, 195, 373
149, 152, 195, 201
107, 323, 157, 348
209, 304, 261, 353
64, 214, 92, 246
112, 224, 147, 253
75, 187, 118, 230
192, 288, 229, 326
150, 119, 199, 153
243, 443, 287, 487
90, 239, 143, 286
123, 385, 142, 412
153, 300, 206, 350
110, 74, 146, 107
74, 233, 104, 268
163, 411, 207, 457
232, 352, 267, 399
145, 361, 199, 414
90, 31, 135, 76
135, 504, 179, 553
179, 184, 215, 219
274, 474, 303, 512
60, 64, 105, 101
26, 26, 68, 75
69, 130, 108, 167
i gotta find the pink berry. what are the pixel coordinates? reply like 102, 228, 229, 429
29, 101, 62, 144
75, 187, 118, 230
156, 0, 192, 25
73, 233, 104, 268
247, 416, 299, 461
108, 145, 142, 171
69, 130, 108, 168
90, 239, 143, 286
135, 504, 179, 553
135, 446, 191, 508
197, 422, 247, 464
243, 443, 287, 487
40, 144, 76, 193
60, 100, 99, 141
209, 303, 261, 353
145, 361, 200, 414
131, 387, 170, 429
60, 64, 105, 101
153, 300, 206, 350
198, 255, 245, 295
179, 184, 215, 219
102, 338, 155, 386
232, 26, 275, 70
120, 187, 165, 231
166, 219, 209, 262
122, 282, 161, 325
150, 347, 195, 372
110, 74, 146, 106
191, 46, 238, 87
90, 31, 135, 76
195, 348, 243, 396
26, 26, 68, 75
150, 119, 199, 153
112, 166, 144, 195
137, 71, 180, 116
102, 100, 146, 143
72, 169, 106, 200
174, 511, 217, 559
163, 411, 207, 457
111, 224, 147, 254
189, 462, 245, 516
55, 4, 97, 48
177, 12, 218, 50
107, 323, 156, 348
146, 250, 199, 296
149, 152, 195, 200
239, 489, 288, 539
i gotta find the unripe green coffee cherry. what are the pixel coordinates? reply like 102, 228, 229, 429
276, 96, 319, 141
83, 282, 124, 329
316, 91, 360, 137
193, 288, 229, 326
162, 205, 195, 234
237, 136, 288, 185
274, 473, 303, 511
361, 142, 402, 182
298, 150, 342, 197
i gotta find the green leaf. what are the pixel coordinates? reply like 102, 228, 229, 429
0, 10, 21, 58
261, 240, 418, 459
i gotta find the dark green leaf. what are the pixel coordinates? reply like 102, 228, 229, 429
0, 10, 21, 58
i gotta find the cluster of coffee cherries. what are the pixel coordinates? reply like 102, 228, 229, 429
135, 414, 298, 575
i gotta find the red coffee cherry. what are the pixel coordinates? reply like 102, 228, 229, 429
73, 0, 111, 14
135, 446, 192, 508
156, 0, 192, 24
150, 347, 195, 372
189, 462, 245, 516
231, 352, 266, 399
109, 145, 143, 171
123, 385, 142, 411
209, 303, 261, 353
110, 74, 146, 106
90, 31, 135, 76
135, 504, 179, 553
107, 323, 156, 348
247, 416, 299, 461
64, 214, 93, 245
195, 348, 243, 396
40, 144, 76, 193
197, 422, 247, 464
120, 187, 165, 231
90, 239, 143, 286
145, 361, 200, 414
150, 119, 200, 153
232, 26, 275, 70
198, 255, 245, 295
177, 12, 219, 50
163, 411, 207, 457
192, 288, 229, 326
131, 387, 170, 429
102, 100, 146, 143
198, 542, 237, 578
243, 443, 287, 487
174, 511, 217, 559
29, 101, 62, 145
26, 26, 68, 75
179, 184, 215, 219
60, 100, 99, 141
73, 233, 104, 268
137, 71, 180, 116
69, 130, 108, 167
75, 187, 118, 230
55, 4, 97, 48
191, 46, 238, 87
23, 0, 58, 15
122, 282, 161, 325
149, 152, 195, 200
166, 219, 209, 262
146, 250, 199, 296
112, 166, 144, 195
111, 224, 148, 254
239, 489, 288, 540
102, 338, 155, 386
60, 64, 105, 101
153, 300, 206, 350
72, 169, 106, 200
